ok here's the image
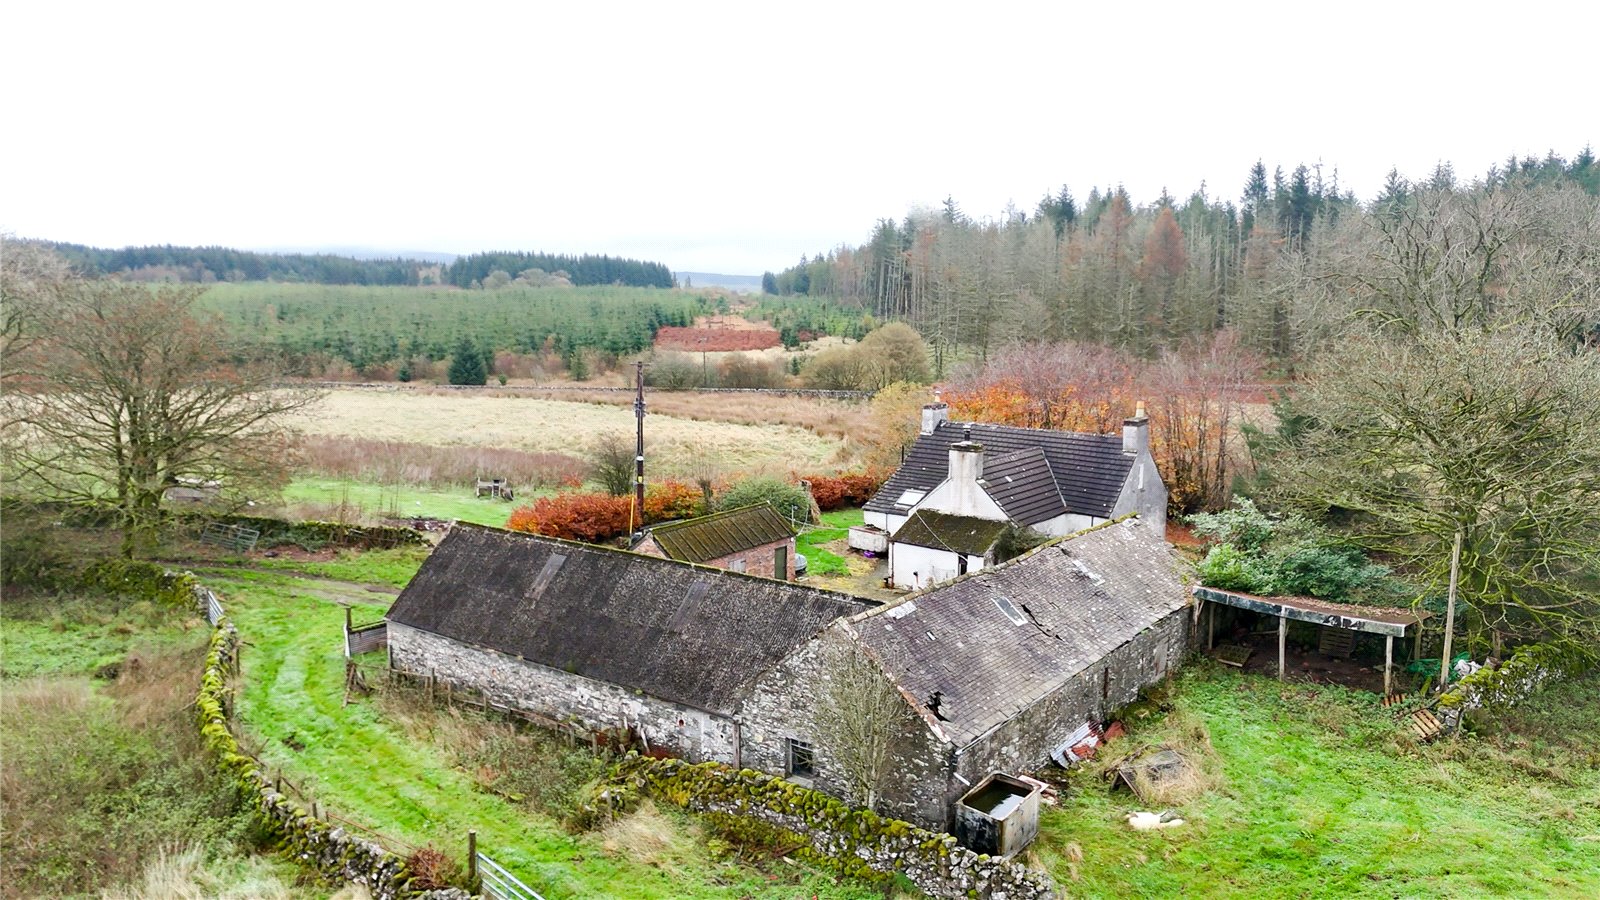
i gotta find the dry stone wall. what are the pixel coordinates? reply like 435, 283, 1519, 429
617, 754, 1055, 900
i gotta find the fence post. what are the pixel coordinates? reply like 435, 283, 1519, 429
467, 830, 478, 885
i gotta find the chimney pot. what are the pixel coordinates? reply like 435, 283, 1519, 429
1123, 401, 1150, 455
920, 402, 950, 436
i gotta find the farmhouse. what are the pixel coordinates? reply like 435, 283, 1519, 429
633, 503, 797, 580
740, 517, 1190, 828
859, 402, 1166, 589
385, 523, 866, 763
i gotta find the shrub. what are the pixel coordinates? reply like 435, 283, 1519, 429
716, 478, 810, 523
507, 493, 634, 543
406, 846, 466, 891
1187, 497, 1281, 553
1196, 543, 1269, 593
800, 469, 888, 511
644, 479, 702, 522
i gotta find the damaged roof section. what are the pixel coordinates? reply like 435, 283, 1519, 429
386, 523, 866, 715
851, 518, 1187, 747
647, 503, 795, 563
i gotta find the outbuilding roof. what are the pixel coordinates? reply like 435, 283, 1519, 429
385, 523, 866, 715
648, 504, 794, 563
892, 510, 1010, 556
864, 421, 1133, 521
850, 518, 1186, 747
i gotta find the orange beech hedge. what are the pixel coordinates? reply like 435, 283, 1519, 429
800, 469, 888, 511
506, 479, 702, 543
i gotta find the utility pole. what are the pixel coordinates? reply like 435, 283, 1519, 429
634, 360, 646, 533
1438, 528, 1463, 691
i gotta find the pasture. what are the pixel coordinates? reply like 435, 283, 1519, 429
284, 389, 858, 479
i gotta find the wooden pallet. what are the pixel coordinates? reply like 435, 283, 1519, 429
1318, 626, 1356, 658
1214, 644, 1254, 668
1407, 708, 1445, 742
1381, 693, 1407, 709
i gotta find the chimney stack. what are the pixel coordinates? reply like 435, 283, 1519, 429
947, 438, 986, 515
1123, 400, 1150, 456
920, 402, 950, 435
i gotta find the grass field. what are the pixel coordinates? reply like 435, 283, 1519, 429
284, 390, 853, 478
200, 557, 882, 900
277, 476, 528, 527
1037, 663, 1600, 898
797, 508, 864, 576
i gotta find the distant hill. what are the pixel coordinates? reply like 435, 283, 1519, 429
677, 272, 763, 293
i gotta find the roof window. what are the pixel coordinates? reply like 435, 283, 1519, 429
993, 595, 1028, 626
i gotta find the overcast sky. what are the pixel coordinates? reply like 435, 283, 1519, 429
5, 2, 1594, 275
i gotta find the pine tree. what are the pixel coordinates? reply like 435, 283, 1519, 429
447, 337, 486, 385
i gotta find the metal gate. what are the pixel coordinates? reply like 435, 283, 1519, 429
476, 852, 544, 900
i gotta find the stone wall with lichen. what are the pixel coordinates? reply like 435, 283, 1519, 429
197, 613, 466, 899
615, 754, 1055, 900
390, 621, 738, 763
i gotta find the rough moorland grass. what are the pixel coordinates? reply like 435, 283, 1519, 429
282, 390, 853, 477
209, 566, 878, 900
0, 638, 309, 899
797, 507, 865, 577
1036, 663, 1600, 899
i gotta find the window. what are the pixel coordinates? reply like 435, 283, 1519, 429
993, 595, 1028, 626
729, 557, 747, 573
787, 738, 816, 778
894, 489, 926, 508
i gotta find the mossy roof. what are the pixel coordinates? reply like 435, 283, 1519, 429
648, 504, 794, 563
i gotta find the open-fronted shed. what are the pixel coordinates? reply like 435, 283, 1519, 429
1192, 585, 1432, 694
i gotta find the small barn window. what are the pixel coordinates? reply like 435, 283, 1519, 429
787, 738, 816, 778
729, 558, 747, 573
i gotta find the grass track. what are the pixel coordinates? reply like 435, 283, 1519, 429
207, 564, 877, 900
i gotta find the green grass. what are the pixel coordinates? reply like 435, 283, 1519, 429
251, 546, 431, 590
208, 564, 879, 900
1036, 663, 1600, 898
278, 476, 532, 527
797, 507, 864, 577
0, 592, 208, 678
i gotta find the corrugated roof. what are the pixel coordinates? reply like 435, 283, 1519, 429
892, 510, 1010, 556
865, 421, 1134, 520
851, 518, 1186, 747
980, 447, 1068, 524
385, 523, 866, 715
649, 504, 794, 563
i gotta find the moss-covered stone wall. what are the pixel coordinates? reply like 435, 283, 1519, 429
614, 754, 1056, 900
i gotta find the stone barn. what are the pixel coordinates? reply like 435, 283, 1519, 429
385, 523, 866, 763
633, 503, 798, 580
739, 517, 1190, 828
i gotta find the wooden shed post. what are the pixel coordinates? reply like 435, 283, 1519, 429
1277, 614, 1287, 681
1384, 634, 1394, 696
467, 830, 477, 883
1207, 602, 1215, 650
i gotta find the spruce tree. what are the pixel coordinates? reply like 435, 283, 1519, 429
448, 338, 486, 385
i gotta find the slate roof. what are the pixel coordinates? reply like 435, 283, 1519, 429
980, 447, 1068, 524
849, 518, 1186, 747
648, 504, 794, 563
386, 523, 866, 715
864, 421, 1134, 521
892, 510, 1010, 556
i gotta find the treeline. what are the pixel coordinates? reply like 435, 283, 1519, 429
42, 242, 433, 285
764, 148, 1600, 369
201, 283, 703, 379
446, 252, 674, 289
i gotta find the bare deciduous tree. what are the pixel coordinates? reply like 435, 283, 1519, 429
2, 273, 320, 556
587, 430, 636, 497
810, 637, 921, 812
